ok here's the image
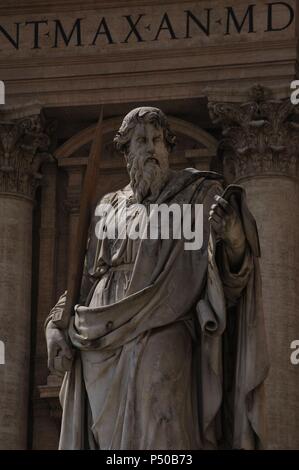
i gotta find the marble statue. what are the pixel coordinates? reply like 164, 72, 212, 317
45, 107, 269, 450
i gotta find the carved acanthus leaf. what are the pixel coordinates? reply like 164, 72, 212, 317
209, 87, 299, 179
0, 115, 51, 198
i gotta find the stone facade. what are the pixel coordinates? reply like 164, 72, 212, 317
0, 0, 298, 450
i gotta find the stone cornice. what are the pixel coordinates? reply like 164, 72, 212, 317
0, 102, 43, 119
2, 53, 295, 109
0, 38, 295, 69
205, 82, 293, 103
209, 85, 299, 179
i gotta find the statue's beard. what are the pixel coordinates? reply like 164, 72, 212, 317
128, 151, 169, 203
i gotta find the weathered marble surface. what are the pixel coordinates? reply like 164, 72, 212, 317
46, 107, 269, 450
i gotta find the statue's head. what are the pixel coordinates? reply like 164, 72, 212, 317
114, 107, 176, 202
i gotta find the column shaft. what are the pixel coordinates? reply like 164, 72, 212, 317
209, 86, 299, 449
0, 113, 50, 449
240, 175, 299, 449
0, 196, 33, 449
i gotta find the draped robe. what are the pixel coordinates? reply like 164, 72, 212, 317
48, 168, 269, 450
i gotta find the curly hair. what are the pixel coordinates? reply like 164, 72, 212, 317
114, 107, 176, 155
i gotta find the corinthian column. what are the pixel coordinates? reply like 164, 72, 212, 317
209, 85, 299, 449
0, 110, 50, 449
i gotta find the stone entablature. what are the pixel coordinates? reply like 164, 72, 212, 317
0, 1, 295, 53
0, 1, 297, 108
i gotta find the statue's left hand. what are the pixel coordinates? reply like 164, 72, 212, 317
209, 194, 246, 270
209, 194, 244, 245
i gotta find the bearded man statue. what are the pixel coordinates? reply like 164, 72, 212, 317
45, 107, 269, 450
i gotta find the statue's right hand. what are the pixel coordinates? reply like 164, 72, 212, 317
46, 321, 73, 374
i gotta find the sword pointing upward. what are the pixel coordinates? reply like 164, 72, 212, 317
54, 106, 104, 330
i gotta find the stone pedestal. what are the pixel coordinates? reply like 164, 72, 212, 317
0, 113, 50, 449
209, 86, 299, 449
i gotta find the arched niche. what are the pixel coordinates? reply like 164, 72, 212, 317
55, 115, 218, 200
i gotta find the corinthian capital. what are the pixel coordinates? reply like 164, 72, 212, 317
208, 85, 299, 179
0, 114, 51, 199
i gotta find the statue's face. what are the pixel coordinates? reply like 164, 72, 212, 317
125, 121, 170, 203
128, 122, 169, 169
